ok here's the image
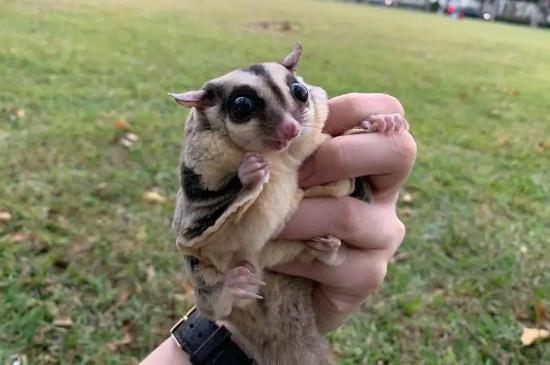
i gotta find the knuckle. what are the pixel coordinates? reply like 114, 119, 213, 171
343, 260, 388, 295
388, 219, 406, 253
373, 216, 406, 252
334, 197, 361, 233
394, 132, 417, 165
368, 261, 388, 289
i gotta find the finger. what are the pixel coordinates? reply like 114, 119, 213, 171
325, 93, 405, 136
298, 132, 415, 188
280, 196, 404, 251
273, 247, 388, 291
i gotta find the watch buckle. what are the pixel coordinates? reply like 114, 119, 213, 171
170, 306, 196, 334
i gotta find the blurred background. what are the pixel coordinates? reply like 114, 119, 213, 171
1, 0, 549, 363
349, 0, 550, 26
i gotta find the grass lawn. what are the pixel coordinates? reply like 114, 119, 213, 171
1, 0, 549, 363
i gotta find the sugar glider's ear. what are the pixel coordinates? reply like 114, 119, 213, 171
168, 90, 207, 109
281, 42, 303, 72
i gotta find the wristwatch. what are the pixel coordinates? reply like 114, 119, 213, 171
170, 307, 256, 365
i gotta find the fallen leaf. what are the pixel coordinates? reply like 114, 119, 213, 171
67, 242, 94, 257
53, 317, 73, 328
119, 133, 139, 148
105, 288, 131, 316
536, 142, 548, 153
497, 137, 510, 146
0, 211, 12, 223
534, 300, 548, 325
146, 265, 156, 282
114, 118, 131, 131
10, 232, 31, 242
143, 190, 166, 204
390, 251, 409, 263
8, 354, 27, 365
401, 193, 413, 204
15, 109, 26, 118
107, 323, 132, 352
399, 207, 414, 217
521, 327, 549, 346
124, 133, 139, 142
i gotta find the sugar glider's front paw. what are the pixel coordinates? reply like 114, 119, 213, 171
223, 265, 265, 308
359, 114, 409, 134
238, 153, 270, 188
307, 235, 346, 265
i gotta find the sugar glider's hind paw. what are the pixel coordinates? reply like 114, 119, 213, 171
224, 266, 265, 307
306, 235, 346, 265
345, 114, 409, 135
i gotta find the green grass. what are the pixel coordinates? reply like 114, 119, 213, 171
1, 0, 549, 363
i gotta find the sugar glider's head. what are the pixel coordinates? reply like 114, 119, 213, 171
170, 43, 328, 152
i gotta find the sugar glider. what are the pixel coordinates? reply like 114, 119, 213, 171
170, 43, 368, 365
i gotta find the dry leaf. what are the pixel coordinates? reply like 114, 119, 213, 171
143, 191, 166, 204
105, 289, 131, 316
119, 133, 139, 148
53, 317, 73, 328
0, 211, 12, 223
399, 207, 414, 217
401, 193, 413, 204
15, 109, 26, 118
498, 137, 510, 146
124, 133, 139, 142
119, 138, 133, 148
114, 118, 131, 131
8, 354, 27, 365
107, 323, 132, 352
521, 327, 549, 346
67, 242, 94, 257
534, 300, 548, 325
536, 142, 548, 153
146, 265, 156, 282
10, 232, 31, 242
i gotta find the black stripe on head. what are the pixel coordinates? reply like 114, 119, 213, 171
243, 64, 287, 108
242, 64, 268, 76
203, 82, 224, 104
264, 74, 287, 109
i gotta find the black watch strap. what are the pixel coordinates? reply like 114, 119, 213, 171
171, 308, 256, 365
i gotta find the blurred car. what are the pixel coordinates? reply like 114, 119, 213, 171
444, 0, 492, 19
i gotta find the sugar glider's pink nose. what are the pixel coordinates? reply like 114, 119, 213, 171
279, 114, 301, 141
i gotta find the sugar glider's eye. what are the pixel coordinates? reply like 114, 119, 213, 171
230, 96, 255, 122
291, 83, 309, 103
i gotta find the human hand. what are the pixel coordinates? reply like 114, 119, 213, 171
274, 93, 416, 333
